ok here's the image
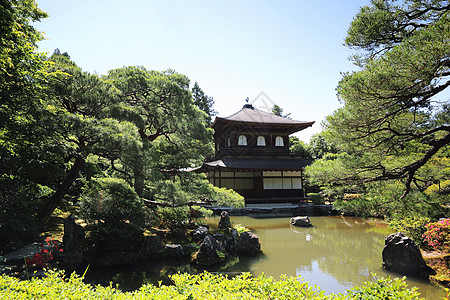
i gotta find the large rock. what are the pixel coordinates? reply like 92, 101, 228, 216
61, 215, 85, 270
237, 231, 261, 256
192, 235, 225, 266
192, 226, 209, 243
218, 211, 231, 229
3, 243, 40, 265
382, 232, 435, 277
164, 244, 185, 258
290, 216, 312, 227
140, 235, 163, 258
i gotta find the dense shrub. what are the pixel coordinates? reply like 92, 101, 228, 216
157, 206, 189, 229
389, 216, 430, 247
80, 178, 146, 255
80, 177, 145, 227
0, 270, 423, 299
0, 213, 38, 254
423, 218, 450, 252
345, 276, 422, 300
308, 193, 325, 205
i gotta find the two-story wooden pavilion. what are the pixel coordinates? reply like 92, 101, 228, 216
202, 103, 314, 204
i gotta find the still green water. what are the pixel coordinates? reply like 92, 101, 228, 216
220, 216, 445, 299
86, 216, 446, 299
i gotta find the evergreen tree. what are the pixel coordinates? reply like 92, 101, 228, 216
192, 81, 217, 125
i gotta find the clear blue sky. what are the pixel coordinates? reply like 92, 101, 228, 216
34, 0, 371, 142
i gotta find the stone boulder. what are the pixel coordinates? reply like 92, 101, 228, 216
213, 233, 227, 243
140, 235, 163, 258
3, 243, 40, 265
218, 211, 231, 229
237, 231, 261, 256
61, 214, 85, 270
192, 226, 209, 243
192, 235, 225, 266
382, 232, 435, 277
164, 244, 185, 258
290, 216, 312, 227
220, 228, 238, 256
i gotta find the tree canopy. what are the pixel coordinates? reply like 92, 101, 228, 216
306, 0, 449, 218
191, 81, 216, 125
0, 1, 243, 251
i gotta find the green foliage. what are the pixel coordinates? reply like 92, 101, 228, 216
389, 216, 430, 247
326, 5, 450, 194
80, 177, 145, 227
232, 224, 250, 234
0, 270, 423, 299
192, 81, 216, 125
0, 213, 38, 254
271, 104, 291, 118
0, 0, 48, 103
425, 179, 450, 196
345, 275, 421, 300
308, 133, 340, 160
80, 178, 146, 255
189, 206, 212, 220
0, 0, 54, 244
290, 136, 312, 160
158, 206, 189, 229
305, 153, 361, 200
210, 186, 245, 208
306, 1, 450, 218
331, 180, 449, 219
308, 193, 325, 205
423, 218, 450, 252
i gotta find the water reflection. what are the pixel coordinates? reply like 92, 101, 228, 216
85, 216, 445, 299
222, 216, 445, 299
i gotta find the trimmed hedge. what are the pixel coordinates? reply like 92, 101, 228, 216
0, 270, 423, 299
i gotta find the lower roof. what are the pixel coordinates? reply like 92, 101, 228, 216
201, 157, 311, 171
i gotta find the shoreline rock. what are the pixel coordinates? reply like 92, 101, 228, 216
382, 232, 436, 277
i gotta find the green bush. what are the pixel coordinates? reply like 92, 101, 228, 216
308, 193, 325, 205
80, 177, 145, 227
346, 275, 421, 300
389, 216, 430, 247
157, 206, 189, 229
0, 213, 38, 254
0, 270, 423, 299
233, 224, 250, 234
80, 178, 146, 255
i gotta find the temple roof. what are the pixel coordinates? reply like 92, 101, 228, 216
211, 104, 314, 134
201, 157, 311, 171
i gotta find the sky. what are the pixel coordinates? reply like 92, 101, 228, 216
33, 0, 371, 142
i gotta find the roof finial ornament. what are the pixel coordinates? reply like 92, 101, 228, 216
243, 98, 253, 109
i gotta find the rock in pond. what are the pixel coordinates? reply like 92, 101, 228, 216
164, 244, 185, 258
237, 231, 261, 256
218, 211, 231, 229
382, 232, 435, 277
192, 235, 225, 266
290, 216, 312, 227
192, 226, 209, 243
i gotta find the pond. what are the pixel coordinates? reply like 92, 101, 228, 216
85, 216, 446, 299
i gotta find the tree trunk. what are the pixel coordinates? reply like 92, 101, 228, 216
38, 155, 85, 229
